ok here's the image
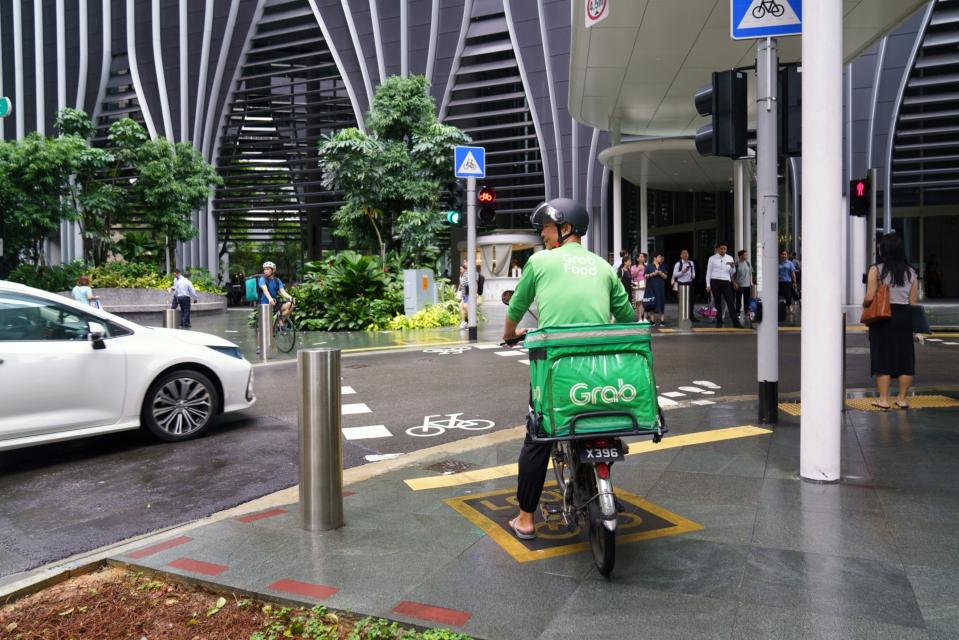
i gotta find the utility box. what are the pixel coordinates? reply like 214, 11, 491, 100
403, 269, 437, 316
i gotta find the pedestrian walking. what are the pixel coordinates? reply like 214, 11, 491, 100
71, 275, 97, 307
671, 249, 695, 321
734, 250, 753, 322
171, 269, 199, 328
705, 242, 743, 328
864, 233, 918, 410
778, 250, 798, 313
617, 256, 633, 300
632, 253, 648, 321
645, 252, 668, 326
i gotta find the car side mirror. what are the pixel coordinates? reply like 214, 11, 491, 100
88, 321, 107, 350
501, 290, 514, 305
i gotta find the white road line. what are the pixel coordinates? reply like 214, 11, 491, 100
692, 380, 721, 389
943, 342, 959, 346
343, 403, 372, 415
925, 338, 942, 342
691, 400, 715, 406
364, 453, 403, 462
473, 343, 501, 349
342, 386, 356, 395
518, 359, 530, 365
495, 351, 525, 357
678, 386, 706, 393
657, 396, 680, 407
342, 425, 392, 440
662, 391, 686, 398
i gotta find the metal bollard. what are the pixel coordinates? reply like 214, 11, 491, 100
164, 308, 178, 328
298, 349, 344, 531
258, 303, 272, 362
677, 285, 692, 330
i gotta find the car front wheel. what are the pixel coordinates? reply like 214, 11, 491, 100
142, 370, 219, 442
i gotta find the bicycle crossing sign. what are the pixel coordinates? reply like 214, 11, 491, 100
731, 0, 801, 40
454, 145, 485, 178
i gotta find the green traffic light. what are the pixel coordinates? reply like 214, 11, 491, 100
445, 210, 461, 225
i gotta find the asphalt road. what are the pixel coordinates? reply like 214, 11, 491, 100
2, 331, 957, 580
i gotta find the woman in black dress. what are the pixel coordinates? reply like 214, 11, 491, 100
617, 256, 634, 304
645, 252, 669, 327
864, 233, 918, 410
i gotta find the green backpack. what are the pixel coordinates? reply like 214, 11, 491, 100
244, 275, 261, 302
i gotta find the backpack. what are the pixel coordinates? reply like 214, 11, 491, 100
244, 274, 262, 302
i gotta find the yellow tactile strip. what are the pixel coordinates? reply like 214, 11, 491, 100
404, 425, 772, 491
779, 395, 959, 416
444, 484, 703, 563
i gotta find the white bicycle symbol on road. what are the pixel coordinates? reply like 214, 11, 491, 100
405, 413, 495, 437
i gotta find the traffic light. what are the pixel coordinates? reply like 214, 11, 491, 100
694, 70, 747, 158
442, 180, 465, 226
478, 185, 496, 228
849, 178, 870, 216
779, 65, 801, 157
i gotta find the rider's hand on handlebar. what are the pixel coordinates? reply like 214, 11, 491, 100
500, 328, 527, 347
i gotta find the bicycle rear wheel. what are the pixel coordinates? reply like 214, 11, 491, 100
585, 472, 615, 576
273, 316, 297, 353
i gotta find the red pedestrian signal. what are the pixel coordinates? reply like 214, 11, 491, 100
849, 178, 870, 217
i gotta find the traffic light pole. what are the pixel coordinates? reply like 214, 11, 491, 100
466, 176, 477, 341
756, 37, 779, 424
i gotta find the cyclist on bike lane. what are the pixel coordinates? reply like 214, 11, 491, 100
501, 198, 635, 539
258, 261, 293, 318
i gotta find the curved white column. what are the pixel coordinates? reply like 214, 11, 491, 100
400, 0, 408, 77
90, 0, 111, 130
179, 0, 188, 141
34, 0, 45, 135
425, 0, 440, 85
369, 0, 386, 83
13, 0, 24, 138
56, 0, 66, 112
152, 0, 175, 138
192, 0, 215, 144
126, 0, 158, 139
200, 0, 241, 157
438, 0, 472, 120
585, 127, 600, 217
537, 0, 564, 197
502, 0, 552, 200
306, 0, 366, 130
865, 36, 887, 168
75, 0, 88, 110
341, 0, 375, 106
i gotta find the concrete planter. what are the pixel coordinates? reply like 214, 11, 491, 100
59, 287, 227, 314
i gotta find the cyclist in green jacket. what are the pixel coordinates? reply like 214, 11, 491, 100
502, 198, 635, 540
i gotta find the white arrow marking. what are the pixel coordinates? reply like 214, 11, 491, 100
693, 380, 722, 389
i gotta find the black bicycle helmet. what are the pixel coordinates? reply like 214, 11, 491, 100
530, 198, 590, 239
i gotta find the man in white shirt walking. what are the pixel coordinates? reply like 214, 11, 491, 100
171, 269, 199, 328
705, 243, 743, 329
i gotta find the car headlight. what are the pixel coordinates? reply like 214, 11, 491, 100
208, 345, 244, 360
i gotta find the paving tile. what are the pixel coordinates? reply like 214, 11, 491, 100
887, 518, 959, 570
758, 478, 884, 515
668, 504, 758, 545
665, 438, 769, 478
538, 581, 737, 640
906, 565, 959, 639
731, 602, 930, 640
389, 552, 580, 640
737, 547, 924, 629
125, 535, 193, 559
751, 503, 900, 563
605, 537, 750, 601
266, 578, 338, 601
167, 557, 228, 577
645, 471, 764, 508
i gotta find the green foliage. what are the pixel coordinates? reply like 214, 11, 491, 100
114, 230, 159, 264
386, 299, 460, 330
290, 251, 403, 331
6, 261, 224, 294
317, 75, 469, 267
248, 603, 472, 640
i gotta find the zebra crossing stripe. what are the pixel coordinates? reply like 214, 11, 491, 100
495, 351, 525, 357
342, 425, 392, 440
518, 359, 530, 365
658, 396, 680, 407
343, 403, 372, 415
342, 386, 355, 395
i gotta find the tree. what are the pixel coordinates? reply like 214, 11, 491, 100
318, 75, 469, 267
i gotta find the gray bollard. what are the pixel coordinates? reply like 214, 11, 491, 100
677, 285, 692, 330
258, 303, 272, 362
298, 349, 344, 531
164, 308, 178, 329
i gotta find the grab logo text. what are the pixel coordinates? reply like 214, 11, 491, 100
569, 378, 637, 406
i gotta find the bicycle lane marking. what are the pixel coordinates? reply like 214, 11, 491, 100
403, 425, 773, 490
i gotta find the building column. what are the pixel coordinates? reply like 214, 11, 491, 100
734, 159, 745, 253
613, 159, 623, 260
745, 161, 753, 256
800, 0, 843, 483
639, 156, 648, 256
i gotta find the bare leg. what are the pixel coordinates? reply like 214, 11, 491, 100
512, 510, 535, 534
876, 375, 891, 406
896, 375, 913, 406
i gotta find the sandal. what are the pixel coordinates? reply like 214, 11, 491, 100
895, 401, 910, 410
508, 518, 536, 540
871, 401, 892, 411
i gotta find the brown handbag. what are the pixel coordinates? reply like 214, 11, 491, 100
861, 282, 892, 325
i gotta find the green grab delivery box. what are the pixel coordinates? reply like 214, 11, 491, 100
524, 323, 659, 437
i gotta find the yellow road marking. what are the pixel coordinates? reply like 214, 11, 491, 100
781, 395, 959, 416
404, 425, 772, 490
341, 340, 467, 354
444, 484, 703, 563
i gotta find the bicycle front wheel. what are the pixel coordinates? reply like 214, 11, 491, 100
273, 316, 297, 353
457, 418, 495, 431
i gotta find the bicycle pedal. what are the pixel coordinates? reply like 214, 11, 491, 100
544, 505, 563, 515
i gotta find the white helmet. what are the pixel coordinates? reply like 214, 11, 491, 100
262, 261, 276, 270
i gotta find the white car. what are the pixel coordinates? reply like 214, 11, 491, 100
0, 280, 255, 451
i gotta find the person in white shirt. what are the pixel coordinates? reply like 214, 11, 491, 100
509, 258, 523, 278
171, 269, 199, 328
705, 242, 743, 328
734, 250, 753, 321
671, 249, 695, 320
